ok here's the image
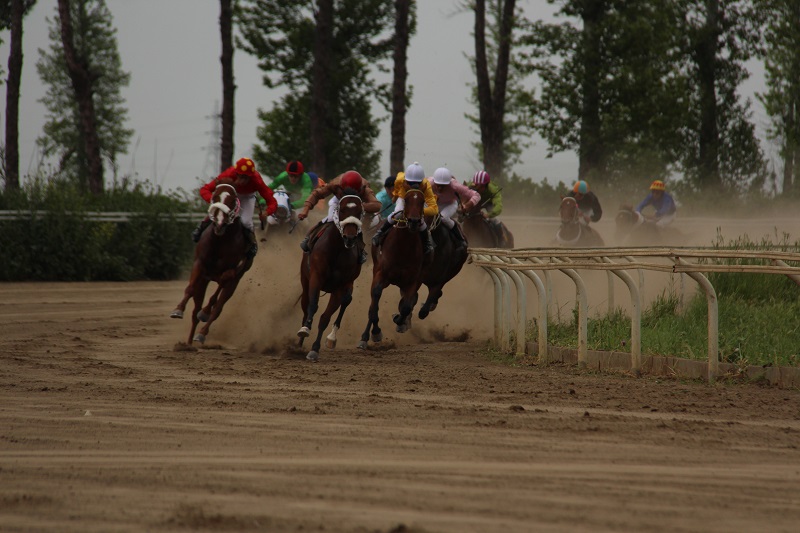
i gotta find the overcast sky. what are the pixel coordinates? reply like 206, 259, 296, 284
1, 0, 769, 193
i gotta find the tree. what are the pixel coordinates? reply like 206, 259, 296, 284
219, 0, 235, 171
389, 0, 414, 177
757, 0, 800, 197
237, 0, 394, 181
1, 0, 37, 191
37, 0, 133, 194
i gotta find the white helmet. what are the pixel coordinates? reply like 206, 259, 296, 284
433, 167, 452, 185
404, 162, 425, 183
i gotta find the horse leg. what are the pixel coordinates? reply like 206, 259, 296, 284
393, 283, 419, 333
195, 275, 241, 344
187, 278, 210, 344
307, 290, 343, 362
359, 278, 385, 349
418, 284, 443, 320
326, 285, 353, 350
171, 260, 202, 319
198, 284, 222, 322
298, 277, 321, 345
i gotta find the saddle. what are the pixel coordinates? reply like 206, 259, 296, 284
306, 221, 335, 252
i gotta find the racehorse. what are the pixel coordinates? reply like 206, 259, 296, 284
460, 207, 514, 248
555, 196, 604, 247
418, 215, 468, 319
297, 192, 364, 362
358, 188, 426, 348
615, 204, 681, 245
170, 184, 248, 344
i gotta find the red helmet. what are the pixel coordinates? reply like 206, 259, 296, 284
286, 160, 304, 175
340, 170, 363, 190
235, 157, 257, 178
473, 170, 490, 185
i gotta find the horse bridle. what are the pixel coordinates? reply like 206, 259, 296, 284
334, 194, 363, 248
209, 187, 241, 226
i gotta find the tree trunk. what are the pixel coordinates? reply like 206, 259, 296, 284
784, 101, 795, 196
474, 0, 515, 183
4, 0, 25, 191
57, 0, 104, 195
577, 0, 605, 182
694, 0, 721, 191
389, 0, 411, 177
219, 0, 235, 172
311, 0, 333, 178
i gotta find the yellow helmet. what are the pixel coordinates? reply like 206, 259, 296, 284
650, 179, 666, 191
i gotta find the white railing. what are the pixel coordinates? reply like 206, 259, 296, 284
0, 210, 263, 223
470, 246, 800, 383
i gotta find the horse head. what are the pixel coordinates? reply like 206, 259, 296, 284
615, 204, 643, 230
401, 188, 425, 231
208, 184, 241, 235
273, 187, 292, 222
559, 196, 579, 225
334, 192, 364, 248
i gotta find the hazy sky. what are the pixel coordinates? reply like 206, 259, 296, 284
1, 0, 769, 193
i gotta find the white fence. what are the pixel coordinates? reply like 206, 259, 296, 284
469, 246, 800, 382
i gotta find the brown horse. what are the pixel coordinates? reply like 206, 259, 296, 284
460, 208, 514, 248
418, 215, 468, 319
358, 188, 426, 348
297, 192, 365, 362
555, 196, 604, 247
170, 184, 248, 344
615, 204, 682, 245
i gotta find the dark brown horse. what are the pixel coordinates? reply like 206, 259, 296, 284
297, 193, 364, 362
170, 184, 248, 344
554, 196, 604, 247
418, 215, 468, 319
460, 207, 514, 248
358, 188, 426, 348
615, 204, 682, 246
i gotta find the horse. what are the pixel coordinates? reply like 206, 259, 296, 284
297, 192, 365, 362
358, 188, 427, 349
460, 207, 514, 249
615, 204, 682, 246
266, 188, 301, 236
554, 196, 605, 247
417, 215, 468, 319
170, 184, 248, 345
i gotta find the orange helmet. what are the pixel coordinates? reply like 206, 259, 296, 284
650, 179, 666, 191
340, 170, 363, 190
573, 180, 589, 194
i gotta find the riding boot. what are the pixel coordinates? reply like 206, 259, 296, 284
450, 223, 467, 252
300, 220, 324, 253
421, 228, 435, 255
357, 234, 368, 265
191, 217, 212, 243
243, 226, 258, 260
372, 219, 393, 247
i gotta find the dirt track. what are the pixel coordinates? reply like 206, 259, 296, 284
3, 215, 800, 532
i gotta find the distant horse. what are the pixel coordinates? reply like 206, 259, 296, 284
297, 192, 365, 362
358, 188, 426, 348
555, 196, 604, 247
615, 204, 682, 246
460, 207, 514, 249
170, 184, 248, 344
418, 215, 468, 319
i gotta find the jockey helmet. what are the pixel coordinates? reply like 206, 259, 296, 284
235, 157, 257, 178
404, 162, 425, 183
650, 179, 666, 191
286, 160, 304, 175
473, 170, 490, 185
340, 170, 363, 190
433, 167, 452, 185
384, 175, 396, 189
573, 180, 589, 194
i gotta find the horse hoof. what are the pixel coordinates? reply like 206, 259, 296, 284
418, 307, 429, 320
193, 333, 206, 344
325, 338, 336, 350
197, 311, 210, 322
371, 331, 383, 343
297, 326, 310, 338
306, 351, 319, 362
392, 313, 402, 325
357, 340, 368, 350
170, 309, 184, 319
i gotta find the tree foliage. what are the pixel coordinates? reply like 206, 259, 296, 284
36, 0, 133, 192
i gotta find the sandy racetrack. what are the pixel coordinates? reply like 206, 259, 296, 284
2, 215, 800, 532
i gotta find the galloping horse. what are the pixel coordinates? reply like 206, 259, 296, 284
460, 207, 514, 248
170, 184, 248, 344
615, 204, 681, 245
358, 189, 426, 348
555, 196, 604, 247
297, 192, 364, 362
418, 215, 468, 320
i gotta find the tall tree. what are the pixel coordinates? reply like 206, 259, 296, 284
219, 0, 234, 171
757, 0, 800, 197
37, 0, 132, 194
389, 0, 414, 176
237, 0, 394, 181
1, 0, 36, 191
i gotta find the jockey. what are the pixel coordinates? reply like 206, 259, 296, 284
635, 179, 676, 227
370, 175, 397, 229
428, 167, 479, 252
193, 157, 278, 263
567, 180, 603, 225
297, 170, 382, 264
265, 160, 315, 224
468, 170, 507, 245
371, 162, 438, 255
